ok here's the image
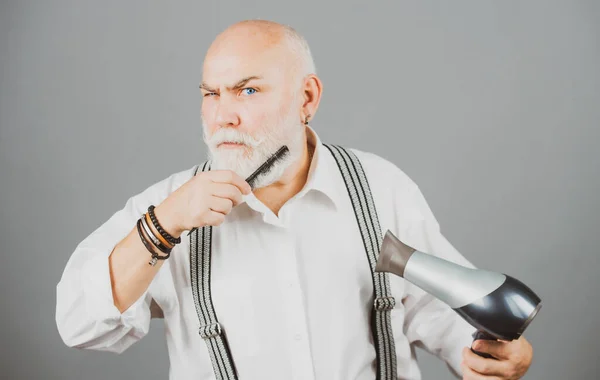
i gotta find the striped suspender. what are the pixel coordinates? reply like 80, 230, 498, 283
189, 145, 398, 380
189, 161, 239, 380
324, 144, 398, 380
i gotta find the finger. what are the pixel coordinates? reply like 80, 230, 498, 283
472, 339, 511, 360
461, 361, 502, 380
209, 196, 233, 215
203, 210, 226, 226
462, 347, 510, 377
211, 183, 244, 206
208, 170, 252, 194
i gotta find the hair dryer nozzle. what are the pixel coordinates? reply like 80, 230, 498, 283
375, 230, 416, 277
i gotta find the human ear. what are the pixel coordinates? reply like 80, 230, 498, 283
300, 74, 323, 124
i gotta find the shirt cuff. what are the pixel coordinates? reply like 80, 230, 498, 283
444, 316, 478, 378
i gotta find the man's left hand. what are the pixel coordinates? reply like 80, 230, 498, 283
460, 337, 533, 379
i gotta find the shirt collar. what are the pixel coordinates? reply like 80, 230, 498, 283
299, 125, 341, 209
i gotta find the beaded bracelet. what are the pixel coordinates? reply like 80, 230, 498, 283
136, 218, 171, 266
148, 205, 181, 246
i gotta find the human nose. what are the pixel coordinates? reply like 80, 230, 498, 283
214, 94, 240, 128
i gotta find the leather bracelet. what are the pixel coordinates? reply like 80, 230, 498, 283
140, 214, 172, 254
145, 212, 173, 249
148, 205, 181, 246
136, 218, 171, 266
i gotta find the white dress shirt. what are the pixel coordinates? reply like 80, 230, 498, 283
56, 127, 476, 380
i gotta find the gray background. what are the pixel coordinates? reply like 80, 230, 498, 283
0, 1, 598, 379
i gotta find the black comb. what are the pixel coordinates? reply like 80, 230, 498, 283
245, 145, 290, 189
187, 145, 290, 235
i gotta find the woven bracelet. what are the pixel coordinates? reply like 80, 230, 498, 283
136, 218, 171, 266
140, 214, 172, 254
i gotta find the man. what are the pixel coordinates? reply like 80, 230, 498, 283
56, 20, 533, 379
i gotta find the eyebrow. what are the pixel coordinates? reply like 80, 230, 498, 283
200, 76, 263, 92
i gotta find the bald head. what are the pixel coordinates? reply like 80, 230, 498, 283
204, 20, 315, 89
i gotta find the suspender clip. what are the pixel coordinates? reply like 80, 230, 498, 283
374, 296, 396, 311
199, 323, 223, 339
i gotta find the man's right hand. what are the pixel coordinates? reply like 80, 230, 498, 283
154, 170, 252, 237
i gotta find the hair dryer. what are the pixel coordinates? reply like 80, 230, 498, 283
375, 230, 541, 358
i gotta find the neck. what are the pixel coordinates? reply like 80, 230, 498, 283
253, 128, 314, 215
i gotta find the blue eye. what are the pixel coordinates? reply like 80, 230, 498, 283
242, 88, 257, 95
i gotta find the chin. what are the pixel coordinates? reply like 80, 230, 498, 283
209, 146, 258, 178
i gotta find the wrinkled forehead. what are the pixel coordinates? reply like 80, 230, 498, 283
202, 35, 296, 87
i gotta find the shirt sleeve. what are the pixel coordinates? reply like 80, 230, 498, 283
55, 167, 194, 354
396, 184, 478, 378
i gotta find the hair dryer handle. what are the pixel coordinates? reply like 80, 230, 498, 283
471, 330, 497, 358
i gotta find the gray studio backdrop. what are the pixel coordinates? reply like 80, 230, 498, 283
1, 1, 598, 379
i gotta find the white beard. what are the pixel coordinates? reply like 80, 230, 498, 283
202, 104, 305, 189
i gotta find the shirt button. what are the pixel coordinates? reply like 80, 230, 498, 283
294, 334, 302, 341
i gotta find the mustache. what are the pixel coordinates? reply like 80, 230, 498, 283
205, 128, 265, 148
